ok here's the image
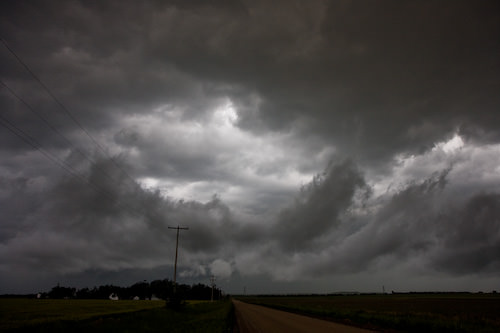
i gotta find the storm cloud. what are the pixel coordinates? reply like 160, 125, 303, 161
1, 0, 499, 293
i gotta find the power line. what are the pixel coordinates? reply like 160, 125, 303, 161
0, 81, 162, 222
0, 38, 182, 245
1, 79, 96, 163
0, 36, 140, 192
0, 78, 124, 189
0, 37, 105, 153
0, 110, 146, 221
0, 113, 87, 185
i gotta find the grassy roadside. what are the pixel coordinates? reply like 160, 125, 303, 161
1, 299, 234, 332
0, 299, 164, 330
239, 294, 500, 333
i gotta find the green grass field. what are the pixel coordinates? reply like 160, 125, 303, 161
0, 298, 233, 332
239, 293, 500, 333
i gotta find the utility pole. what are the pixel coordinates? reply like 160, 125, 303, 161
168, 225, 189, 295
210, 275, 216, 302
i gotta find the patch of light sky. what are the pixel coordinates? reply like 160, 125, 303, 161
130, 112, 500, 222
130, 98, 319, 209
368, 133, 500, 202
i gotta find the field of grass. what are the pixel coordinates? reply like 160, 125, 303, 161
0, 298, 234, 332
239, 293, 500, 332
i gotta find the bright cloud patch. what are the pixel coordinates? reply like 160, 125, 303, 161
223, 135, 500, 290
209, 259, 233, 279
114, 98, 332, 214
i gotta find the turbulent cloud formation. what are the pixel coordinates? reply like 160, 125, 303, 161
0, 1, 499, 293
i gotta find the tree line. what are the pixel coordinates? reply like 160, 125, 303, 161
39, 279, 223, 300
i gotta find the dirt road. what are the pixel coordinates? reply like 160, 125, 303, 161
233, 300, 375, 333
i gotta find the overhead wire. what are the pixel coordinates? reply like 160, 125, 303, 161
0, 111, 148, 220
0, 78, 124, 188
0, 113, 151, 220
0, 36, 141, 193
0, 113, 86, 183
0, 39, 161, 221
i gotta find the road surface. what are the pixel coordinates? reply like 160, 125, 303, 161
233, 300, 375, 333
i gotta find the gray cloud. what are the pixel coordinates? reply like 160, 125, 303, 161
432, 193, 500, 274
0, 154, 234, 285
262, 166, 500, 282
1, 0, 499, 293
2, 1, 498, 159
274, 160, 367, 251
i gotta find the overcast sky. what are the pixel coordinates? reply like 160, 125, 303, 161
1, 0, 499, 294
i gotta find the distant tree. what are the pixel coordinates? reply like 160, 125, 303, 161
190, 283, 210, 300
129, 281, 150, 300
45, 279, 217, 301
150, 279, 174, 299
96, 285, 124, 299
76, 287, 92, 299
48, 285, 75, 299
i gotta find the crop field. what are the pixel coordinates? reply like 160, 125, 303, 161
240, 293, 500, 332
0, 298, 233, 332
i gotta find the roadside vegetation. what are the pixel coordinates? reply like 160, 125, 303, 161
1, 298, 234, 332
238, 293, 500, 333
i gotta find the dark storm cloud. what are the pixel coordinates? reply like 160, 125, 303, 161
1, 1, 499, 293
2, 0, 499, 160
140, 0, 500, 161
307, 169, 451, 275
1, 1, 208, 136
277, 165, 500, 280
433, 193, 500, 274
0, 155, 233, 284
274, 160, 368, 251
309, 1, 499, 158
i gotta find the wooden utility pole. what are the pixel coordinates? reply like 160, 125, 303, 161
210, 275, 216, 302
168, 225, 189, 294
